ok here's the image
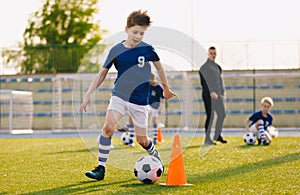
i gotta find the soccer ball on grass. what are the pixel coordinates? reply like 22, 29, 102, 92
243, 132, 256, 145
134, 155, 163, 184
121, 132, 130, 145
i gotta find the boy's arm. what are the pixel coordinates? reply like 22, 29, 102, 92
244, 118, 251, 131
80, 67, 109, 112
152, 61, 176, 99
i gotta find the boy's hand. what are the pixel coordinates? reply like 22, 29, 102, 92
79, 96, 92, 112
163, 88, 176, 99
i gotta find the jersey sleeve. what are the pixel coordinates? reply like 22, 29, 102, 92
102, 48, 116, 69
248, 112, 258, 121
148, 46, 160, 62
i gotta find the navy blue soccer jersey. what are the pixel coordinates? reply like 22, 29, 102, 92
149, 84, 164, 109
249, 110, 273, 130
103, 41, 160, 105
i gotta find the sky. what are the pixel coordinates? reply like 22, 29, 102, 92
1, 0, 299, 47
0, 0, 300, 73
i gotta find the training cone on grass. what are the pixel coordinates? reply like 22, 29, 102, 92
160, 133, 193, 186
157, 127, 164, 142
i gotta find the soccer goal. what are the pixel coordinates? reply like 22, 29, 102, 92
0, 90, 33, 134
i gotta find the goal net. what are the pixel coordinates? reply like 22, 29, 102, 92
0, 90, 33, 134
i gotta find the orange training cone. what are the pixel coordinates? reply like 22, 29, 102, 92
160, 133, 193, 186
157, 127, 164, 142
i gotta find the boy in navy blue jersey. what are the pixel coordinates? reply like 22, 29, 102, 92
119, 74, 165, 145
149, 73, 165, 144
244, 97, 274, 145
118, 74, 164, 146
80, 10, 176, 181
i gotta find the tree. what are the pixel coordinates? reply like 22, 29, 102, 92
10, 0, 105, 74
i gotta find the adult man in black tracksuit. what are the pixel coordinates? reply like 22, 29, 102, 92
199, 46, 227, 145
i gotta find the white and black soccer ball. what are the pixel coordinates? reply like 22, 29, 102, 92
134, 155, 163, 184
121, 132, 130, 145
267, 126, 279, 138
243, 132, 256, 145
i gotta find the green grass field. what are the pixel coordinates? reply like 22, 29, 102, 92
1, 136, 299, 194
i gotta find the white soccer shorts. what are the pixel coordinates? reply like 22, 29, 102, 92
107, 96, 150, 128
150, 107, 159, 117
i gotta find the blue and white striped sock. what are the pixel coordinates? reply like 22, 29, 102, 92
258, 124, 266, 142
143, 139, 156, 156
127, 124, 134, 145
98, 135, 111, 168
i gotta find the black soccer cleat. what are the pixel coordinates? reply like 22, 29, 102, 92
116, 127, 129, 132
257, 138, 262, 145
85, 165, 105, 181
263, 140, 270, 146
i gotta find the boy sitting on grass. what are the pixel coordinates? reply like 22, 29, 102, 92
244, 97, 275, 145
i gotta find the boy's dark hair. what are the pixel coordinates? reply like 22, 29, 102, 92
127, 10, 152, 28
209, 46, 216, 50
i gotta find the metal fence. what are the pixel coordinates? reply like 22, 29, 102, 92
1, 70, 300, 130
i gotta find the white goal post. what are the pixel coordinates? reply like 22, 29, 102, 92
0, 90, 33, 134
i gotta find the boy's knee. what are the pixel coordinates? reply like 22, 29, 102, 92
102, 124, 115, 137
